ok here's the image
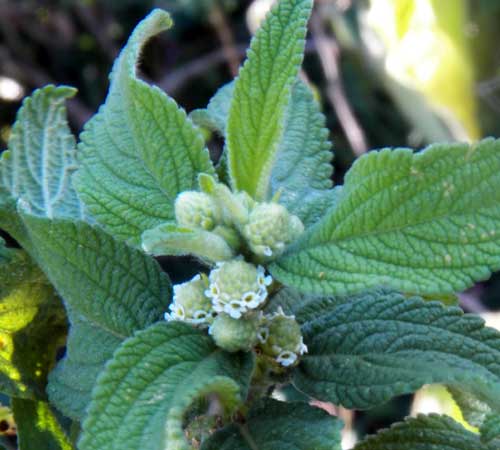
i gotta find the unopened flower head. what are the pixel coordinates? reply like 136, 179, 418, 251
165, 274, 215, 326
175, 191, 221, 231
260, 307, 307, 367
242, 202, 304, 259
205, 259, 272, 319
208, 312, 261, 352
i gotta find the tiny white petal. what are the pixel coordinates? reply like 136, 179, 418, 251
258, 327, 269, 343
263, 275, 273, 286
277, 351, 297, 367
263, 246, 273, 256
225, 300, 244, 319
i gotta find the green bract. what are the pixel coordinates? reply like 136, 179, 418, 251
2, 1, 500, 449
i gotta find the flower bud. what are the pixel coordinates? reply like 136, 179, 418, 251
208, 312, 260, 352
259, 308, 307, 367
242, 202, 304, 259
205, 259, 272, 319
175, 191, 221, 230
165, 274, 215, 326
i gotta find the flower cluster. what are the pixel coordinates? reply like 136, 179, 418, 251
258, 307, 308, 367
165, 260, 272, 325
173, 176, 304, 262
205, 259, 272, 319
164, 274, 215, 326
164, 179, 308, 368
242, 202, 304, 259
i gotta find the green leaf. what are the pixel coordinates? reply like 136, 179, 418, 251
292, 289, 500, 410
227, 0, 312, 200
0, 248, 66, 399
270, 79, 334, 226
0, 85, 85, 220
201, 398, 342, 450
481, 413, 500, 446
74, 9, 214, 244
447, 386, 492, 427
271, 139, 500, 296
142, 222, 235, 263
352, 414, 490, 450
12, 398, 73, 450
190, 81, 235, 135
79, 321, 255, 450
20, 213, 171, 419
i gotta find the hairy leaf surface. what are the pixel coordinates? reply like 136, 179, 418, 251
80, 322, 254, 450
272, 140, 500, 295
74, 9, 213, 244
190, 81, 235, 135
481, 414, 500, 446
12, 398, 73, 450
20, 213, 170, 419
0, 85, 84, 219
270, 79, 333, 225
227, 0, 312, 199
353, 414, 490, 450
201, 399, 342, 450
292, 289, 500, 410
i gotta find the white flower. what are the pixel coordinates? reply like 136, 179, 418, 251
276, 350, 298, 367
224, 300, 246, 319
164, 303, 185, 321
257, 326, 269, 343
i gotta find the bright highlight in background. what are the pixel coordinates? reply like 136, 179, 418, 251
0, 76, 24, 102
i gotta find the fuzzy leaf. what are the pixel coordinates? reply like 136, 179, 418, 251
271, 139, 500, 296
12, 398, 73, 450
0, 85, 85, 219
481, 413, 500, 446
20, 213, 171, 419
142, 222, 235, 263
74, 9, 214, 244
270, 79, 334, 225
0, 248, 66, 399
227, 0, 312, 199
352, 414, 490, 450
79, 322, 254, 450
447, 386, 492, 427
292, 289, 500, 410
201, 399, 342, 450
190, 81, 235, 135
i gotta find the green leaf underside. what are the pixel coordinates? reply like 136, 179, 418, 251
20, 213, 170, 419
0, 248, 66, 399
447, 386, 492, 427
74, 9, 214, 244
291, 289, 500, 410
142, 222, 234, 262
227, 0, 312, 200
201, 399, 342, 450
80, 322, 255, 450
12, 398, 73, 450
0, 85, 85, 220
353, 414, 490, 450
271, 139, 500, 296
481, 414, 500, 445
190, 81, 235, 135
270, 79, 334, 226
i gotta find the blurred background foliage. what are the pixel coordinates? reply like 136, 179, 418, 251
1, 0, 500, 449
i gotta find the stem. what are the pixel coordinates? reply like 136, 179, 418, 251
310, 9, 368, 156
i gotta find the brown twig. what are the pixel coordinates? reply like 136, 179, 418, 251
156, 44, 248, 94
208, 3, 241, 77
310, 10, 368, 156
0, 46, 93, 130
157, 41, 316, 95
